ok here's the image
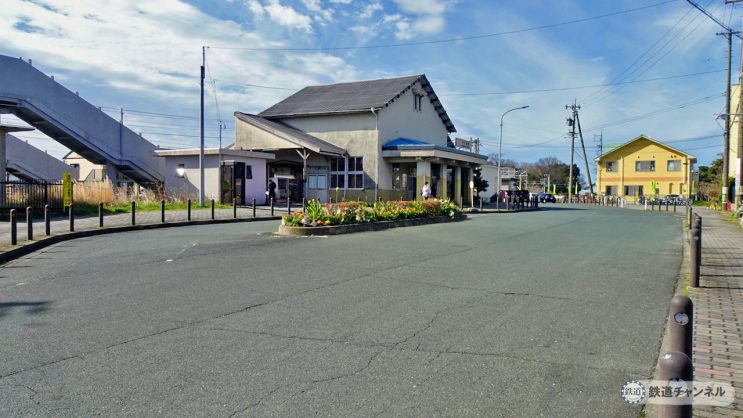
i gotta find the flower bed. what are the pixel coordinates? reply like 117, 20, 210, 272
281, 199, 461, 228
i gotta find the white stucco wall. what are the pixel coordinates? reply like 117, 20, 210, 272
283, 113, 380, 190
235, 120, 299, 150
161, 154, 268, 203
377, 80, 449, 146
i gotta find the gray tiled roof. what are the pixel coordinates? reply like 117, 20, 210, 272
234, 112, 345, 156
258, 74, 456, 132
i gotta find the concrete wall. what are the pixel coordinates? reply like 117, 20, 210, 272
161, 155, 267, 203
6, 134, 78, 181
283, 113, 380, 192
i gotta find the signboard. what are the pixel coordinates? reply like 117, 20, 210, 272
62, 172, 73, 207
454, 137, 472, 150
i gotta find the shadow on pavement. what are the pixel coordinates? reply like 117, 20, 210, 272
0, 301, 53, 319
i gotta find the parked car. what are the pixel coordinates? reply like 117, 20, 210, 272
539, 193, 556, 203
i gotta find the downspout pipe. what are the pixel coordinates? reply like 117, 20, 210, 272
371, 107, 379, 201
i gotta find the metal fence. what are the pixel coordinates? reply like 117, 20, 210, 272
1, 181, 64, 211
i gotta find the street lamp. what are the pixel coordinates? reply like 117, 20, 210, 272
497, 105, 529, 208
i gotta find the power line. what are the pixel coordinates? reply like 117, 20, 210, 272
583, 0, 720, 107
581, 1, 702, 105
208, 0, 677, 51
444, 70, 724, 96
686, 0, 743, 38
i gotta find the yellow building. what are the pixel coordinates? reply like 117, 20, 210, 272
729, 84, 741, 197
595, 135, 696, 202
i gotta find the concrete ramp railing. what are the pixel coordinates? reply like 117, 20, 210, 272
0, 55, 164, 185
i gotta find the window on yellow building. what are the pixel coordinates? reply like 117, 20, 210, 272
624, 185, 644, 195
606, 185, 617, 195
635, 161, 655, 172
606, 161, 617, 172
667, 160, 681, 171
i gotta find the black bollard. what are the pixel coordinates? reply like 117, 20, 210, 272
10, 209, 17, 245
287, 198, 291, 215
161, 200, 166, 223
252, 198, 256, 218
233, 198, 237, 218
658, 351, 693, 418
69, 203, 74, 232
131, 201, 136, 226
26, 207, 33, 241
669, 295, 694, 360
211, 199, 215, 220
270, 197, 274, 216
187, 199, 192, 221
690, 231, 700, 288
99, 201, 104, 228
44, 204, 50, 236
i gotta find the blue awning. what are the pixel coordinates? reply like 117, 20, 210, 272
382, 138, 435, 149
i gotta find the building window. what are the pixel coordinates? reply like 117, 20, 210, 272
414, 93, 423, 111
348, 157, 364, 189
308, 174, 327, 189
245, 165, 253, 179
635, 160, 655, 172
624, 185, 644, 196
392, 163, 402, 190
605, 185, 617, 195
605, 161, 617, 172
667, 160, 681, 172
330, 157, 345, 189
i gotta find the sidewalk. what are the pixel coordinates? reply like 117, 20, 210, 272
689, 207, 743, 416
0, 205, 284, 251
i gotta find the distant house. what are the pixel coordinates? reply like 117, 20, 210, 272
234, 74, 487, 204
595, 135, 696, 202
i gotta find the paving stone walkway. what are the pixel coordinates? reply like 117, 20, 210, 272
689, 207, 743, 416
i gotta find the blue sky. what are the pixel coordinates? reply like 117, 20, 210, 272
0, 0, 739, 172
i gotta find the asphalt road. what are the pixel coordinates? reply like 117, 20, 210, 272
0, 205, 683, 417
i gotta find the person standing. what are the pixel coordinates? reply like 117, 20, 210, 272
422, 182, 432, 200
268, 179, 277, 203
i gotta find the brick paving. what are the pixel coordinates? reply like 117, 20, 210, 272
689, 207, 743, 417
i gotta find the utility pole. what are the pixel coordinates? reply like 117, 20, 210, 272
566, 102, 577, 202
574, 107, 594, 195
199, 46, 206, 206
718, 30, 734, 207
728, 0, 743, 206
218, 120, 225, 202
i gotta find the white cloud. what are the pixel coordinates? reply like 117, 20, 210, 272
358, 2, 382, 19
329, 0, 352, 3
390, 0, 453, 39
263, 0, 314, 32
0, 0, 359, 155
301, 0, 333, 24
246, 0, 264, 16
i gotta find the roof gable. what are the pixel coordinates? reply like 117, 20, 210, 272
258, 74, 456, 132
234, 112, 345, 156
596, 135, 697, 162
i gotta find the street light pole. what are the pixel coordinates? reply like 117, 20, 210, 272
199, 46, 205, 206
498, 105, 529, 208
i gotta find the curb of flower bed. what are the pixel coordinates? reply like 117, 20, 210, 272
277, 214, 467, 236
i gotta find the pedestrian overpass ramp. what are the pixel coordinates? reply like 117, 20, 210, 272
0, 55, 164, 186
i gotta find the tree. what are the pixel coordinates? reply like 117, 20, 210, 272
473, 166, 489, 200
486, 153, 518, 168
